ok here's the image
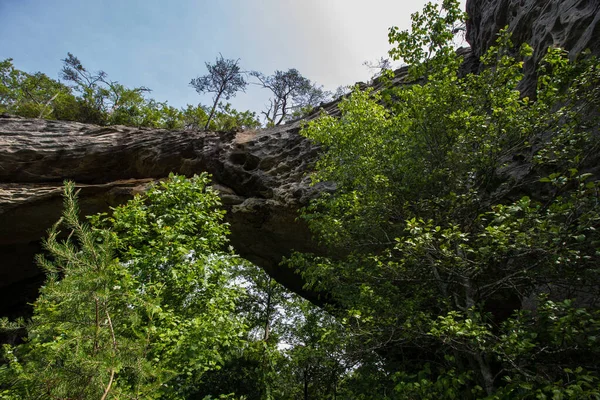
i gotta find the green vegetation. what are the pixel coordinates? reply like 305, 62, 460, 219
2, 0, 600, 398
190, 54, 249, 129
0, 175, 350, 399
0, 58, 78, 121
1, 175, 246, 398
1, 46, 337, 131
250, 68, 330, 126
296, 0, 600, 397
0, 52, 328, 130
1, 54, 260, 131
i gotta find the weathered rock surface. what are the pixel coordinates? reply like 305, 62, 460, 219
466, 0, 600, 94
1, 0, 599, 318
0, 115, 329, 316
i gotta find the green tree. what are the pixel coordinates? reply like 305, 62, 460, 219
178, 102, 260, 132
60, 52, 152, 125
191, 263, 351, 400
211, 102, 261, 131
190, 54, 248, 130
250, 68, 329, 126
180, 104, 210, 130
1, 174, 246, 399
0, 58, 79, 120
296, 0, 600, 397
157, 102, 185, 129
283, 301, 349, 400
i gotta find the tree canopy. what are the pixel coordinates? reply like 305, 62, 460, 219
251, 68, 330, 126
294, 0, 600, 397
1, 54, 259, 132
2, 0, 600, 398
0, 58, 78, 120
190, 54, 248, 130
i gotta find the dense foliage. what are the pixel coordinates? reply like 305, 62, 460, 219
190, 55, 249, 129
0, 58, 79, 121
1, 175, 247, 398
1, 55, 260, 131
296, 0, 600, 398
0, 176, 349, 399
250, 68, 330, 126
2, 0, 600, 398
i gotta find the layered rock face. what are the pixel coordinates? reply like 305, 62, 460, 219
0, 116, 327, 316
1, 0, 598, 317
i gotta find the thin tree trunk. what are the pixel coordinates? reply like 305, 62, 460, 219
304, 367, 310, 400
275, 98, 288, 125
205, 92, 222, 130
101, 306, 117, 400
475, 352, 495, 396
263, 276, 272, 342
38, 92, 59, 118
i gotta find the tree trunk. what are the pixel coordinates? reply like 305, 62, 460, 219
263, 276, 273, 342
304, 367, 310, 400
204, 92, 221, 130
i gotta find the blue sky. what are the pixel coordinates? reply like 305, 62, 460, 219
0, 0, 466, 115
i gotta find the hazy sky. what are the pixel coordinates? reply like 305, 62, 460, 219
0, 0, 467, 115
